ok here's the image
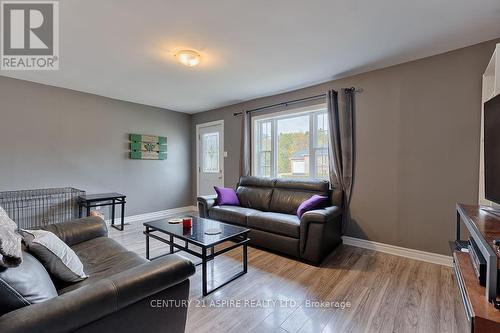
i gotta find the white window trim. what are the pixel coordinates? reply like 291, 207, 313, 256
251, 103, 328, 179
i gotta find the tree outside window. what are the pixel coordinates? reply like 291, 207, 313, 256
252, 105, 329, 180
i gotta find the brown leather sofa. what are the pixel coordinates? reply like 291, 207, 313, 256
197, 176, 343, 265
0, 217, 195, 333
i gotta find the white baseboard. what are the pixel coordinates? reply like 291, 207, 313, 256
105, 205, 198, 225
342, 236, 453, 267
106, 208, 451, 267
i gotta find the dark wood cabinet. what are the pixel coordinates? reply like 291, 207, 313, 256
453, 204, 500, 332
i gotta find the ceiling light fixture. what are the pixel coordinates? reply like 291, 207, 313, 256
175, 49, 201, 67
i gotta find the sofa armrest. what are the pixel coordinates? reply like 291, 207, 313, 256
300, 206, 342, 224
40, 216, 108, 246
0, 254, 195, 333
197, 195, 217, 218
299, 206, 343, 264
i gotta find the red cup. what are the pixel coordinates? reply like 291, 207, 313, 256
182, 217, 192, 228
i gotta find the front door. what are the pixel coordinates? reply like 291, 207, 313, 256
197, 121, 224, 196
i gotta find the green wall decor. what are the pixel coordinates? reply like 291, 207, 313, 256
129, 134, 167, 160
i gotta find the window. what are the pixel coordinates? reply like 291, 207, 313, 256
252, 104, 329, 180
257, 121, 272, 177
202, 132, 219, 173
314, 112, 329, 179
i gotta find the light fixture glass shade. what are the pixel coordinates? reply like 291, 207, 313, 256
175, 50, 201, 67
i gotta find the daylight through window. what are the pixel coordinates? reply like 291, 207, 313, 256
252, 104, 329, 180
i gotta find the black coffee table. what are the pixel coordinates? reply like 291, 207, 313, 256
143, 216, 250, 296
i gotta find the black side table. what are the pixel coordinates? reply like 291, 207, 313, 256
78, 193, 126, 231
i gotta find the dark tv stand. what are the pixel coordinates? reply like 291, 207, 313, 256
480, 206, 500, 219
453, 204, 500, 332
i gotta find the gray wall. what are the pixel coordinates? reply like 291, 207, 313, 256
0, 77, 192, 217
192, 38, 500, 255
1, 38, 496, 255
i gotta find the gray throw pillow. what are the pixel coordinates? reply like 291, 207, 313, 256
21, 229, 88, 282
0, 206, 23, 268
0, 251, 58, 316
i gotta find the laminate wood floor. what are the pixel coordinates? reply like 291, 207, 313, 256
109, 214, 468, 333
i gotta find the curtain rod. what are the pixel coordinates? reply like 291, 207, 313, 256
233, 87, 359, 116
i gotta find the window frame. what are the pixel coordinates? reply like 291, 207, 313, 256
251, 103, 329, 180
255, 120, 273, 177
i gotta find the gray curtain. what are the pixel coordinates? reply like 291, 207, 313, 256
241, 110, 251, 177
327, 88, 355, 232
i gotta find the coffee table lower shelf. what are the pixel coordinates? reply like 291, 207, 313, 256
144, 226, 249, 296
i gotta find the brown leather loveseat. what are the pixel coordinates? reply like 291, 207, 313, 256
197, 176, 343, 265
0, 217, 195, 333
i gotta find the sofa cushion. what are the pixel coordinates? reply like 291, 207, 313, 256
236, 187, 273, 211
270, 179, 330, 215
238, 176, 275, 188
274, 178, 329, 193
40, 216, 108, 247
0, 251, 58, 316
236, 176, 275, 211
209, 206, 260, 226
247, 212, 301, 238
269, 189, 317, 215
57, 237, 147, 294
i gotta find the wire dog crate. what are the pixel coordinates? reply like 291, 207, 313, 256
0, 188, 85, 229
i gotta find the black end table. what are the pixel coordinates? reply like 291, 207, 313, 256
78, 193, 126, 231
144, 216, 249, 296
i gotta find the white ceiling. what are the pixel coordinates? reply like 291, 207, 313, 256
2, 0, 500, 113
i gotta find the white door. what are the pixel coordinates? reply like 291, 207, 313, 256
197, 121, 224, 196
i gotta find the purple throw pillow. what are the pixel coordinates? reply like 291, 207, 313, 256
214, 186, 240, 206
297, 195, 329, 218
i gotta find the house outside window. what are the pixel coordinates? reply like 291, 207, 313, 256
252, 104, 329, 180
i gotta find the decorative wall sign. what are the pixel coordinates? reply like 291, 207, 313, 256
129, 134, 167, 160
130, 134, 167, 144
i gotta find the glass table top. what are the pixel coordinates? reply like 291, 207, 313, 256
144, 216, 249, 247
